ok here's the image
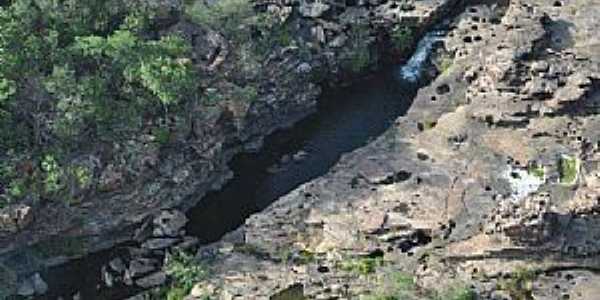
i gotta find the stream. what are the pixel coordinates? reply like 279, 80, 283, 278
23, 31, 443, 300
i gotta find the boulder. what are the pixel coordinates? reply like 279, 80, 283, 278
135, 271, 167, 288
127, 258, 158, 278
153, 210, 188, 237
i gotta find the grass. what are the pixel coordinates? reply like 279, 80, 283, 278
558, 155, 579, 185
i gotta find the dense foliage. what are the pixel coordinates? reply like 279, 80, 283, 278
0, 0, 199, 207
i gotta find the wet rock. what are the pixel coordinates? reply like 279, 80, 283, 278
135, 271, 167, 288
153, 210, 188, 237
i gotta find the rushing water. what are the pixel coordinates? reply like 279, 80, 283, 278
399, 30, 445, 82
23, 31, 442, 300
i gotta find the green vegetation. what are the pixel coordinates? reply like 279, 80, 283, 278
390, 26, 414, 51
436, 53, 454, 74
0, 0, 199, 206
364, 272, 475, 300
527, 163, 545, 180
339, 256, 384, 275
497, 268, 537, 300
185, 0, 293, 55
559, 155, 579, 185
166, 251, 208, 292
152, 250, 209, 300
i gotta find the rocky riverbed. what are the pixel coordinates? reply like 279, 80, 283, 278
1, 0, 462, 298
165, 0, 600, 299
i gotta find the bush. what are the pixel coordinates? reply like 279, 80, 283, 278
0, 0, 199, 204
165, 251, 208, 292
558, 155, 579, 184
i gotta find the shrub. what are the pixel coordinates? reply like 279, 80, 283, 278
165, 251, 208, 292
558, 155, 579, 184
497, 268, 537, 300
527, 163, 545, 180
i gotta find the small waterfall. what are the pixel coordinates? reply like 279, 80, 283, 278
399, 31, 445, 82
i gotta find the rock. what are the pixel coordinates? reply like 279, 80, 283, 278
292, 150, 309, 162
124, 294, 146, 300
109, 257, 126, 274
175, 236, 200, 251
328, 34, 348, 48
127, 258, 158, 278
142, 238, 179, 250
280, 154, 291, 164
153, 210, 188, 237
98, 164, 123, 191
135, 271, 167, 288
102, 266, 115, 287
531, 61, 549, 74
490, 290, 513, 300
299, 1, 330, 18
296, 63, 312, 74
16, 279, 34, 297
134, 218, 153, 242
32, 273, 48, 295
312, 26, 326, 44
17, 273, 47, 296
0, 204, 33, 233
191, 283, 217, 297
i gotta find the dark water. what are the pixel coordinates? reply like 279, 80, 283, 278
186, 70, 420, 242
26, 56, 434, 299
